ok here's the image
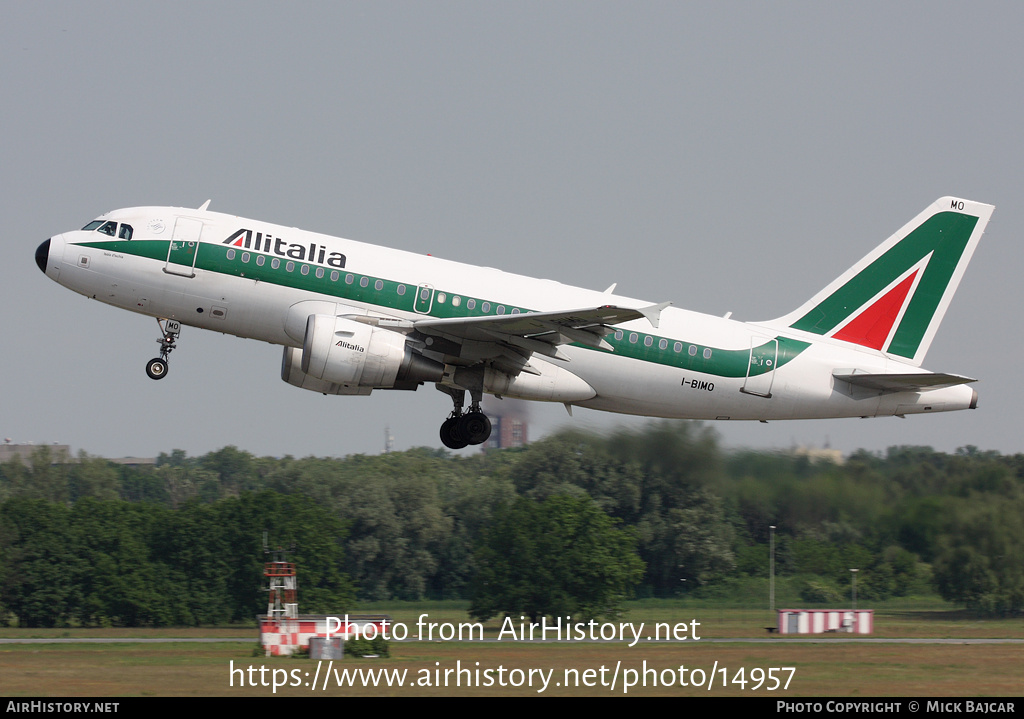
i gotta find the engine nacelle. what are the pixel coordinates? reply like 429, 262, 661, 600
281, 346, 371, 395
297, 314, 443, 391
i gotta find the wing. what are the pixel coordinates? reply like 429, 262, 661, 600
411, 302, 670, 376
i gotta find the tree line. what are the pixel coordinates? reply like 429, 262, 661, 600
1, 423, 1021, 625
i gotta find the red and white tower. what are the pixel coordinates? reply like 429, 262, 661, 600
265, 545, 297, 620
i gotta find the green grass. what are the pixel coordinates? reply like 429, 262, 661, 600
1, 638, 1021, 697
0, 606, 1021, 696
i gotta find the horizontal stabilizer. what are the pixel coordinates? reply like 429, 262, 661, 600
832, 370, 976, 394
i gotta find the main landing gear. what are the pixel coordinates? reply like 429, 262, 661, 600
146, 319, 180, 380
437, 385, 492, 449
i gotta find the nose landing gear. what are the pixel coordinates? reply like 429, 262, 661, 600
146, 319, 180, 380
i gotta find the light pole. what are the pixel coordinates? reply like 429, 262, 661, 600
850, 568, 858, 610
769, 525, 776, 612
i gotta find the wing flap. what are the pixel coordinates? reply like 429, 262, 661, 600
412, 302, 670, 375
415, 303, 665, 351
415, 304, 649, 336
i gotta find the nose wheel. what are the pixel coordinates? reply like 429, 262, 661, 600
146, 357, 169, 380
146, 318, 180, 380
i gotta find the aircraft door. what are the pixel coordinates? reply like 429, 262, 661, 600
164, 217, 203, 277
742, 335, 778, 398
414, 284, 434, 314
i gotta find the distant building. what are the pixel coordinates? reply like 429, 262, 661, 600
482, 398, 530, 450
104, 456, 158, 466
790, 445, 845, 465
484, 415, 528, 449
0, 442, 70, 464
0, 441, 155, 466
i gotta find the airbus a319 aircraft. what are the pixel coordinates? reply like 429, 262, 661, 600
35, 197, 992, 449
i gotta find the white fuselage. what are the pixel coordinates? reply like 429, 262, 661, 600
38, 205, 978, 422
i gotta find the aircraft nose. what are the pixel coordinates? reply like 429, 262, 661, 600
35, 238, 50, 273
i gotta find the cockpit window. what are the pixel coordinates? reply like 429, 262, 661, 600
82, 219, 134, 239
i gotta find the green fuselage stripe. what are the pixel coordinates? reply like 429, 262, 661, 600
79, 239, 810, 378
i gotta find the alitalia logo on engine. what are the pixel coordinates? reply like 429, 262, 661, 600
223, 229, 347, 268
336, 340, 365, 352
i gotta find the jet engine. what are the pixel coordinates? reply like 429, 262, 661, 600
281, 314, 443, 394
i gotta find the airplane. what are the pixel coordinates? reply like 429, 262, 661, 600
35, 196, 992, 449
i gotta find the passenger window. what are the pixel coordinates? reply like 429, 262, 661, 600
271, 258, 280, 269
374, 279, 383, 290
256, 255, 265, 266
315, 267, 324, 279
118, 224, 133, 240
360, 277, 369, 288
703, 348, 712, 359
467, 299, 476, 310
614, 330, 624, 340
481, 302, 491, 313
300, 265, 309, 275
226, 249, 236, 260
286, 261, 295, 272
644, 336, 653, 347
629, 333, 638, 343
452, 296, 461, 307
659, 339, 668, 350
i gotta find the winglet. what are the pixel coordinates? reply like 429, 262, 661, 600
639, 301, 672, 329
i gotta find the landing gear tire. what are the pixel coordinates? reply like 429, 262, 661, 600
440, 416, 469, 450
146, 357, 169, 380
458, 412, 492, 445
146, 318, 179, 380
435, 383, 491, 450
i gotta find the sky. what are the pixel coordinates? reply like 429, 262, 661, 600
3, 2, 1022, 460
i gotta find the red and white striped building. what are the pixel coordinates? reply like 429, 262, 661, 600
259, 615, 391, 656
777, 609, 874, 635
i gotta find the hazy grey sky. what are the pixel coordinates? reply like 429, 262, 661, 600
3, 2, 1021, 459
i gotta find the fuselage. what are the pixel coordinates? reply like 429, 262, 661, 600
36, 204, 979, 424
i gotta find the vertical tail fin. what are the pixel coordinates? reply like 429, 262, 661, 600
768, 197, 993, 366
